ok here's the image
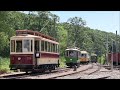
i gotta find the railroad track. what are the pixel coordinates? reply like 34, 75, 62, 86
1, 63, 106, 79
51, 63, 105, 79
76, 75, 110, 79
103, 65, 120, 70
12, 64, 92, 79
0, 67, 72, 79
41, 64, 94, 79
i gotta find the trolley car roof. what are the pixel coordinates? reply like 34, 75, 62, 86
10, 34, 59, 44
91, 53, 97, 56
65, 48, 80, 51
11, 34, 40, 38
80, 51, 88, 54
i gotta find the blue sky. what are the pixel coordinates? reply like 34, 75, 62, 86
22, 11, 119, 34
51, 11, 119, 34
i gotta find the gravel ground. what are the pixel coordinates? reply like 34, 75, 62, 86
97, 70, 120, 79
54, 64, 120, 79
55, 64, 99, 79
1, 63, 120, 79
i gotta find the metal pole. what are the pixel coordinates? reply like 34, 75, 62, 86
111, 40, 113, 71
106, 34, 108, 65
100, 51, 101, 69
116, 31, 118, 65
117, 11, 120, 71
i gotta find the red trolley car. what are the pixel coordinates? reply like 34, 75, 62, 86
9, 30, 59, 73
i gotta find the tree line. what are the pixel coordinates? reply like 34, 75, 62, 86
0, 11, 119, 57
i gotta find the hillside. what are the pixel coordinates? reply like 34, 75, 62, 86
0, 11, 119, 58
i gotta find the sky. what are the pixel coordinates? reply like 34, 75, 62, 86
51, 11, 119, 34
22, 11, 120, 34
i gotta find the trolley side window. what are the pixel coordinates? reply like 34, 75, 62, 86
48, 42, 50, 52
41, 40, 44, 51
23, 40, 30, 52
31, 40, 33, 52
53, 43, 55, 52
51, 43, 53, 52
44, 41, 47, 52
11, 40, 15, 52
16, 40, 22, 52
65, 51, 69, 56
56, 44, 59, 53
55, 44, 57, 53
50, 43, 51, 52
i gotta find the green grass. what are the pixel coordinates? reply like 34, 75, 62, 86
97, 54, 106, 65
59, 56, 66, 68
0, 57, 11, 74
0, 56, 67, 74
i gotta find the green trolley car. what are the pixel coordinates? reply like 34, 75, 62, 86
65, 47, 81, 68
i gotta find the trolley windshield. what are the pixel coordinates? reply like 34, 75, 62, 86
11, 39, 33, 53
65, 50, 78, 57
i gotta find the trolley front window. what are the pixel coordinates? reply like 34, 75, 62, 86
41, 41, 44, 51
81, 54, 87, 57
23, 40, 30, 52
15, 39, 33, 53
16, 40, 22, 52
66, 50, 78, 57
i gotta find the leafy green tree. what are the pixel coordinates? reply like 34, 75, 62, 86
67, 17, 86, 48
0, 32, 9, 57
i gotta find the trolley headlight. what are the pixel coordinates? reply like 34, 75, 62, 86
35, 52, 40, 58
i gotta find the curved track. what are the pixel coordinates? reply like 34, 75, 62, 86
0, 67, 71, 79
0, 63, 110, 79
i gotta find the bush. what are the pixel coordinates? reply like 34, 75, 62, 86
0, 57, 10, 74
59, 56, 66, 68
97, 54, 106, 64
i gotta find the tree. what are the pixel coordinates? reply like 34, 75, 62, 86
67, 17, 86, 48
0, 32, 9, 57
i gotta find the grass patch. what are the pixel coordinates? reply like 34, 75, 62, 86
0, 57, 10, 74
59, 56, 66, 68
97, 54, 106, 65
0, 56, 67, 74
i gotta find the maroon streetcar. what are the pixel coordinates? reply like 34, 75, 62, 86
9, 30, 60, 73
108, 53, 120, 65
